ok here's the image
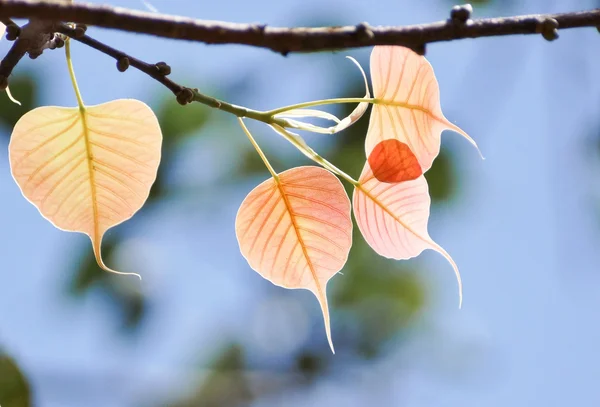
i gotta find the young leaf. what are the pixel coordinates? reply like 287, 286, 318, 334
368, 139, 422, 183
275, 108, 341, 124
272, 56, 370, 135
366, 46, 480, 177
353, 162, 462, 306
9, 99, 162, 277
330, 56, 370, 133
235, 166, 352, 353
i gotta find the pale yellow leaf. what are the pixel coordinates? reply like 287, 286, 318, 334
9, 99, 162, 277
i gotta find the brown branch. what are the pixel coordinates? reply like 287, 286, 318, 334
0, 1, 598, 54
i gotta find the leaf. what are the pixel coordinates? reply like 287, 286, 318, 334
365, 46, 480, 177
368, 139, 422, 183
272, 56, 370, 135
9, 99, 162, 277
235, 166, 352, 352
352, 162, 462, 306
275, 108, 341, 124
331, 56, 370, 133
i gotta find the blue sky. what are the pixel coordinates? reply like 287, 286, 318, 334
2, 0, 600, 406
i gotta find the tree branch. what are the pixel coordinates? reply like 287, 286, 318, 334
0, 1, 599, 54
57, 25, 289, 125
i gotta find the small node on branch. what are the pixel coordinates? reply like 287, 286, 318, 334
74, 24, 87, 38
155, 61, 171, 75
5, 24, 20, 41
176, 87, 194, 105
28, 50, 42, 60
450, 4, 473, 24
117, 56, 130, 72
536, 18, 559, 41
280, 49, 289, 57
596, 26, 600, 34
412, 43, 426, 56
54, 35, 65, 48
250, 23, 266, 34
0, 76, 7, 90
355, 22, 374, 41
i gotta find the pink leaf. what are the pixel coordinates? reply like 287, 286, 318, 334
353, 162, 462, 306
235, 166, 352, 353
366, 46, 480, 177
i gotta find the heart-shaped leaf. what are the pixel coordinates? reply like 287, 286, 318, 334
353, 162, 462, 305
366, 46, 480, 177
9, 99, 162, 277
235, 166, 352, 352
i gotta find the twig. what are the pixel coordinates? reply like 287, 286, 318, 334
57, 24, 183, 95
0, 16, 15, 27
0, 1, 598, 54
57, 24, 288, 125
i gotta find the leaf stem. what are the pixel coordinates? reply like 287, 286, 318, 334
270, 124, 360, 187
238, 118, 279, 180
65, 37, 85, 111
264, 97, 376, 117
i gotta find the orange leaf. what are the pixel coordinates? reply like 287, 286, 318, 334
366, 46, 480, 176
368, 139, 422, 183
353, 162, 462, 306
9, 99, 162, 277
235, 166, 352, 353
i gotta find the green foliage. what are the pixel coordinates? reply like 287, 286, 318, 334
169, 344, 254, 407
0, 353, 31, 407
426, 147, 457, 203
0, 74, 37, 131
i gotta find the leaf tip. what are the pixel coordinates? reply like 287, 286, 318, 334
92, 236, 142, 280
447, 122, 484, 161
429, 239, 463, 309
314, 286, 335, 354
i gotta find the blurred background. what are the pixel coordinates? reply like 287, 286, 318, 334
1, 0, 600, 405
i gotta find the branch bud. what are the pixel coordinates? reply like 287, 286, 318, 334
74, 24, 87, 38
536, 18, 559, 41
117, 56, 130, 72
5, 24, 20, 41
450, 4, 473, 24
176, 88, 194, 105
155, 61, 171, 75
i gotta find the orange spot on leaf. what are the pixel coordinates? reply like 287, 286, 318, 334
368, 139, 422, 183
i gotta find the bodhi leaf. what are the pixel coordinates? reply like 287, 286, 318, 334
9, 99, 162, 277
353, 162, 462, 306
366, 46, 480, 181
235, 166, 352, 353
